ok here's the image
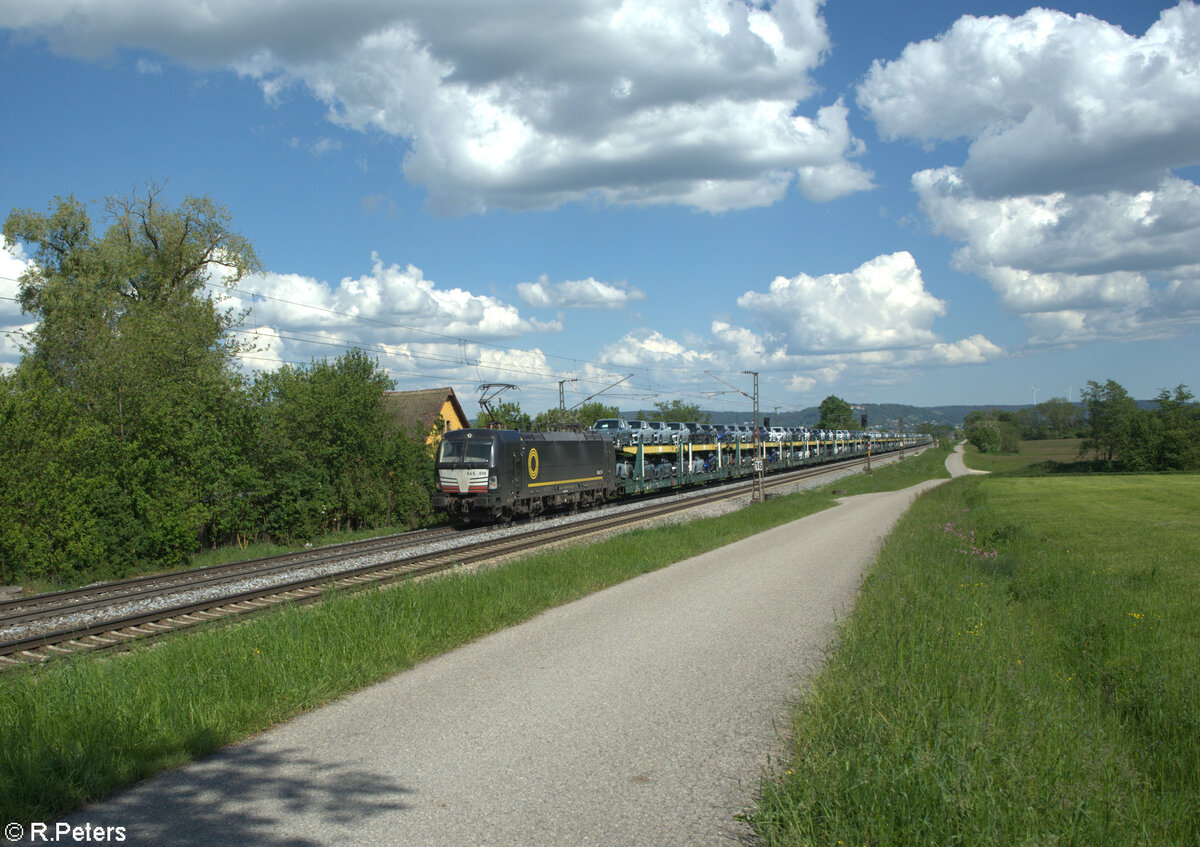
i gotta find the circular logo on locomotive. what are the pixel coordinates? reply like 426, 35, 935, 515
527, 448, 539, 480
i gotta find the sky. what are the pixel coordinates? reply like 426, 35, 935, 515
1, 0, 1197, 420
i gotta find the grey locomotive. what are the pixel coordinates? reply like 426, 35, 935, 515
433, 428, 617, 523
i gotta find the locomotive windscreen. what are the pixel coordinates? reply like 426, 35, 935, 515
438, 437, 493, 465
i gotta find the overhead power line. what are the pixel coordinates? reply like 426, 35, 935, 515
0, 270, 800, 412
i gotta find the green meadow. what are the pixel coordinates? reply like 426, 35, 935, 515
751, 472, 1200, 845
963, 436, 1086, 472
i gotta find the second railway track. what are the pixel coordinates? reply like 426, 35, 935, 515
0, 452, 889, 672
0, 526, 467, 632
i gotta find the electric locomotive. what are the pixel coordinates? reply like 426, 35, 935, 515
433, 425, 932, 524
433, 428, 616, 523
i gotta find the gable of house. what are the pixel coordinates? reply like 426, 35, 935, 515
381, 387, 470, 446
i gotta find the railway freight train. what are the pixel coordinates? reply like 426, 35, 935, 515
433, 425, 929, 524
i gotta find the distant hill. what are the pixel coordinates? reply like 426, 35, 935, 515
626, 402, 1086, 430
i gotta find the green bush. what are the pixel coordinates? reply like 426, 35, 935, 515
1, 190, 433, 586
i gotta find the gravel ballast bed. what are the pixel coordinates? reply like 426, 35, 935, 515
1, 457, 898, 643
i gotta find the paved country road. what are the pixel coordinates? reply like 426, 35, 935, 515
946, 440, 988, 477
56, 453, 971, 846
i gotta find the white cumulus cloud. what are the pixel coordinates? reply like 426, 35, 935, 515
244, 253, 559, 340
221, 253, 565, 385
709, 320, 768, 362
517, 275, 645, 310
598, 328, 713, 370
920, 334, 1005, 366
859, 2, 1200, 196
737, 252, 946, 354
915, 169, 1200, 277
0, 239, 34, 370
862, 2, 1200, 348
0, 238, 29, 318
4, 0, 875, 214
592, 251, 1004, 403
913, 168, 1200, 344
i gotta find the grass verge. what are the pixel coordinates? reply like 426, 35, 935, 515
16, 524, 435, 597
823, 443, 950, 495
751, 473, 1200, 845
0, 447, 950, 824
962, 437, 1089, 474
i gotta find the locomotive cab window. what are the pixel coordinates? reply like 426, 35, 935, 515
438, 439, 493, 465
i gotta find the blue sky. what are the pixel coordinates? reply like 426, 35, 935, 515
2, 0, 1197, 419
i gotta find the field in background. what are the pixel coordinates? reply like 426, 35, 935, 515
963, 437, 1085, 473
752, 473, 1200, 845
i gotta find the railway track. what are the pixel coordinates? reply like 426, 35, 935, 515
0, 453, 882, 672
0, 527, 466, 626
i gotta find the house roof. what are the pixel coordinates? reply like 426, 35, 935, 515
381, 387, 470, 436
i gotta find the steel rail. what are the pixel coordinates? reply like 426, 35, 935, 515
0, 448, 899, 671
0, 527, 464, 624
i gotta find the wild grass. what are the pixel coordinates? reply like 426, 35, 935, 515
751, 474, 1200, 846
824, 442, 952, 495
0, 452, 950, 824
963, 437, 1087, 473
188, 525, 406, 569
13, 524, 421, 597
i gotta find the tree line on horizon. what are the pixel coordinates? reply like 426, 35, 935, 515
965, 380, 1200, 471
475, 395, 875, 433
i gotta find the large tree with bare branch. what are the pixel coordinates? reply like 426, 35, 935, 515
1, 184, 261, 579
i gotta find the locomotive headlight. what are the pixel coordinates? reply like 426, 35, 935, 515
489, 475, 498, 490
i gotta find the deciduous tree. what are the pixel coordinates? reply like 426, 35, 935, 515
474, 400, 531, 430
648, 399, 707, 423
818, 395, 859, 430
1152, 385, 1200, 470
531, 401, 619, 430
250, 350, 428, 541
1, 185, 260, 580
1080, 379, 1139, 464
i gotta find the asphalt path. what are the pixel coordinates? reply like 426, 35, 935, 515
56, 451, 975, 846
946, 440, 988, 476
